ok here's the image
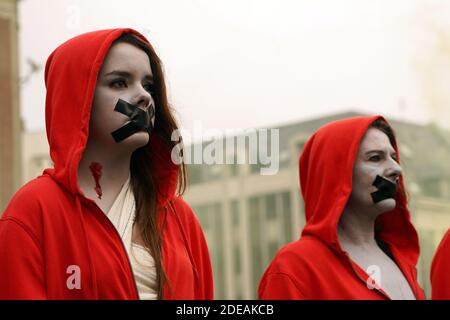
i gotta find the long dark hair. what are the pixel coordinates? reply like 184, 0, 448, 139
114, 33, 186, 299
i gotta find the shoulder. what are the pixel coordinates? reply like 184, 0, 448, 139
260, 236, 336, 298
1, 175, 64, 226
266, 236, 334, 274
259, 239, 316, 299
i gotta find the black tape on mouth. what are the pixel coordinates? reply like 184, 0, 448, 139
111, 99, 155, 143
370, 175, 397, 203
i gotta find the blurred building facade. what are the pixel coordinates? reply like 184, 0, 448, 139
21, 131, 51, 185
0, 0, 21, 213
183, 111, 450, 299
16, 112, 450, 299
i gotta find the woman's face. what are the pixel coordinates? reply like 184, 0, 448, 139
349, 128, 402, 215
89, 42, 155, 152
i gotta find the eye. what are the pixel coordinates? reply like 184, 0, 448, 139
109, 78, 127, 89
143, 83, 155, 94
369, 155, 381, 162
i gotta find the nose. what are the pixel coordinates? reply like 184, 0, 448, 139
133, 86, 153, 112
385, 159, 402, 183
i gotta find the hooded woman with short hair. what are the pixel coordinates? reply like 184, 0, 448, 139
259, 116, 425, 300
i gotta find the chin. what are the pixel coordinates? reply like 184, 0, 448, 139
120, 131, 150, 149
375, 198, 396, 213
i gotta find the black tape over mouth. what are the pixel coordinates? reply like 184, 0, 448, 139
370, 175, 398, 203
111, 99, 155, 143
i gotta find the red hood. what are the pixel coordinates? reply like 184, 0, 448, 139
299, 115, 420, 267
43, 28, 178, 205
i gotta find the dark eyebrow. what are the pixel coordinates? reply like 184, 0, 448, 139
365, 150, 398, 157
143, 74, 154, 83
104, 70, 154, 82
104, 70, 132, 78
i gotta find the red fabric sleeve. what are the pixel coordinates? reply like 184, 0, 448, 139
0, 217, 47, 299
431, 230, 450, 300
259, 272, 306, 300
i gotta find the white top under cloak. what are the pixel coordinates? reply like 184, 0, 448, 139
105, 175, 158, 300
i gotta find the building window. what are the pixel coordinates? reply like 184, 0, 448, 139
247, 191, 294, 297
234, 246, 241, 274
229, 164, 239, 177
266, 194, 276, 220
295, 141, 305, 154
268, 241, 279, 262
231, 199, 240, 226
281, 191, 293, 242
187, 164, 203, 185
249, 197, 263, 292
420, 177, 442, 198
192, 202, 225, 299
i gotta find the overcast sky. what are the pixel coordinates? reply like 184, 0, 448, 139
18, 0, 450, 142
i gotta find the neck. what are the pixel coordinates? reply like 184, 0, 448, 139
338, 205, 380, 248
77, 140, 131, 201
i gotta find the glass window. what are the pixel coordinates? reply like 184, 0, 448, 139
281, 191, 292, 242
249, 197, 262, 292
231, 200, 240, 226
420, 178, 441, 198
266, 194, 276, 220
234, 245, 241, 274
268, 241, 279, 262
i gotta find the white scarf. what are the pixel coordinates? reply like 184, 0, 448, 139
106, 175, 158, 300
